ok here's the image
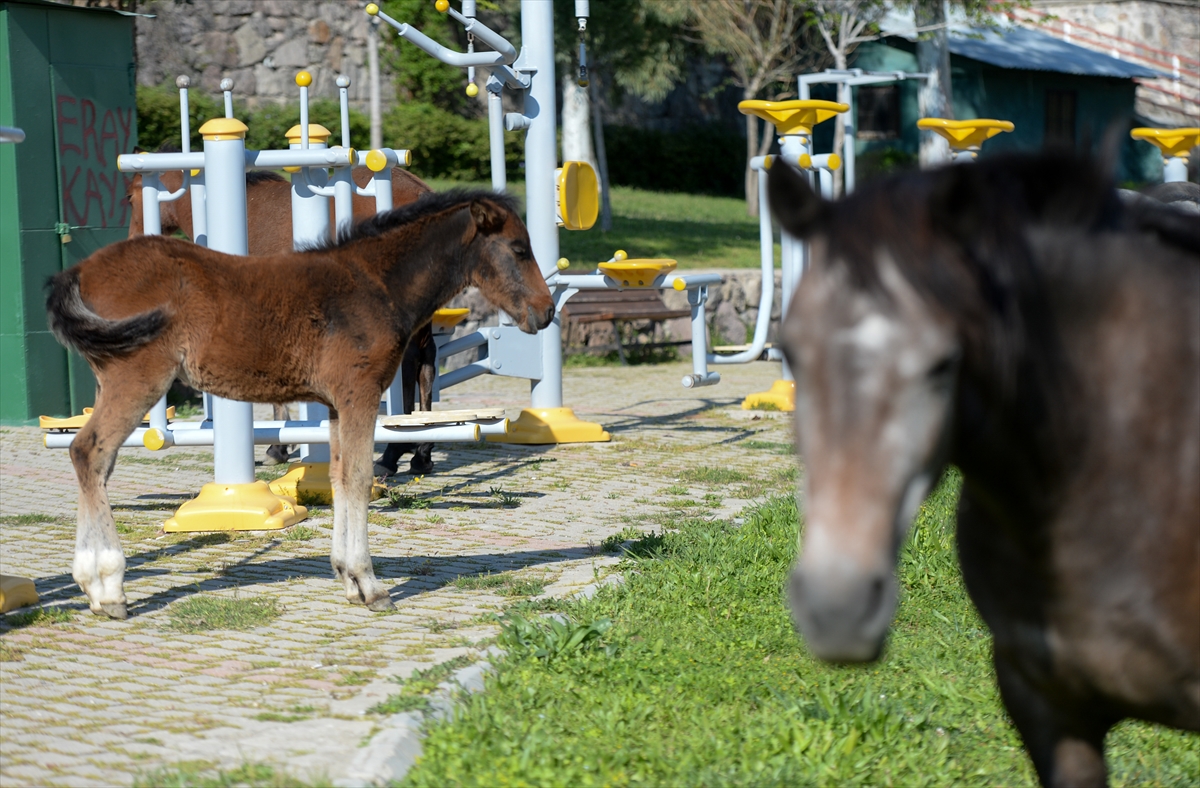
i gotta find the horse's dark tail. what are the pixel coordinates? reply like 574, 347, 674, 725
45, 268, 168, 359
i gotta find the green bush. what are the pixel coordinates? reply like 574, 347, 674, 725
604, 124, 746, 197
137, 83, 369, 154
382, 101, 522, 182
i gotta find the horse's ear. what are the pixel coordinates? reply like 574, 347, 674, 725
767, 161, 827, 238
470, 199, 507, 234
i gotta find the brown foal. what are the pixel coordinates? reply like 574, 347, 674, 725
126, 166, 436, 466
48, 191, 554, 617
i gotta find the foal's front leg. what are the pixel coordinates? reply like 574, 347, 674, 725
329, 398, 394, 611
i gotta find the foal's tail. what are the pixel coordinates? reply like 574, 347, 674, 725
45, 268, 168, 359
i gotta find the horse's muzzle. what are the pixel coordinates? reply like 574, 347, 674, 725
787, 564, 895, 663
520, 302, 555, 334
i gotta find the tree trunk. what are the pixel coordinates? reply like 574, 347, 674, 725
831, 52, 849, 198
590, 77, 613, 232
562, 73, 597, 171
916, 0, 954, 167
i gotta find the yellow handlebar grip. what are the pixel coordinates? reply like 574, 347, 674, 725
365, 3, 379, 15
613, 250, 627, 261
466, 83, 479, 98
435, 0, 450, 11
296, 71, 313, 87
556, 258, 570, 270
673, 278, 686, 291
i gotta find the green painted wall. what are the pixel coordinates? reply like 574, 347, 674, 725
846, 39, 1161, 185
0, 1, 135, 424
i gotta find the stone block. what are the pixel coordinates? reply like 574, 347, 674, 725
235, 23, 267, 67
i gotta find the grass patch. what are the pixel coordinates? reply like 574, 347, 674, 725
451, 572, 545, 598
0, 513, 67, 526
132, 761, 326, 788
600, 527, 667, 558
371, 654, 477, 715
679, 466, 749, 485
385, 488, 431, 510
0, 642, 25, 661
281, 525, 319, 541
167, 594, 282, 633
740, 440, 793, 454
402, 471, 1200, 786
2, 606, 74, 629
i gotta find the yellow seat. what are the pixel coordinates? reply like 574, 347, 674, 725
597, 259, 677, 287
432, 308, 470, 330
738, 100, 848, 135
1130, 127, 1200, 158
917, 118, 1014, 150
40, 406, 176, 431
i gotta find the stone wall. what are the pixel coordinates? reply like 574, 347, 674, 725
135, 0, 392, 110
439, 270, 785, 370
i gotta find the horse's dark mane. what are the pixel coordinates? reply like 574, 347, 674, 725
248, 170, 287, 184
315, 189, 520, 250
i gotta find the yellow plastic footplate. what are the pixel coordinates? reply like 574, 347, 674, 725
0, 575, 39, 613
163, 481, 308, 532
268, 462, 387, 506
486, 408, 611, 445
741, 380, 795, 412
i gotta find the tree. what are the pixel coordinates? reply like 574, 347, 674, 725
808, 0, 889, 196
673, 0, 826, 215
380, 0, 474, 112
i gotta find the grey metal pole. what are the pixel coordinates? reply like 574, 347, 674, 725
522, 0, 564, 411
199, 118, 255, 486
488, 83, 506, 192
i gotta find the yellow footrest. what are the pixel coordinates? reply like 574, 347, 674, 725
486, 408, 610, 445
598, 259, 677, 287
917, 118, 1014, 150
432, 308, 470, 330
40, 406, 176, 431
1130, 127, 1200, 158
742, 379, 795, 412
738, 99, 848, 135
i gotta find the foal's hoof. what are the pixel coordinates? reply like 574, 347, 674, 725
408, 459, 434, 475
373, 462, 398, 478
264, 445, 291, 466
98, 602, 127, 620
367, 595, 395, 612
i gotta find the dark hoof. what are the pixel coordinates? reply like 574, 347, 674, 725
367, 595, 395, 612
98, 602, 127, 620
373, 462, 398, 477
264, 445, 291, 466
408, 460, 433, 475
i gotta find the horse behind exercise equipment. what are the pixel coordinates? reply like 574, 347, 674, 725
47, 190, 554, 618
767, 153, 1199, 787
126, 165, 439, 471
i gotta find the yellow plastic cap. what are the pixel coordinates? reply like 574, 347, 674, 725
143, 428, 168, 451
558, 161, 599, 231
400, 149, 412, 166
556, 257, 570, 270
738, 99, 848, 135
1130, 127, 1200, 158
198, 117, 248, 141
284, 123, 332, 143
672, 278, 687, 291
799, 153, 812, 169
917, 118, 1014, 150
613, 250, 627, 261
435, 0, 449, 11
283, 166, 301, 173
828, 152, 841, 171
762, 155, 774, 170
296, 71, 313, 87
466, 83, 479, 97
365, 3, 379, 14
365, 149, 389, 172
190, 168, 201, 176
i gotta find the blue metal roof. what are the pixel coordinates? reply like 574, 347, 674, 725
946, 26, 1166, 80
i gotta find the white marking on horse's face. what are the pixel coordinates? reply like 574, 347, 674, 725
783, 247, 960, 661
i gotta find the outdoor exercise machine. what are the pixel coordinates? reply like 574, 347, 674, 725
40, 72, 512, 531
1131, 127, 1200, 183
1, 125, 40, 613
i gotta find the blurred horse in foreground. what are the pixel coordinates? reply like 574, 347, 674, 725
769, 152, 1198, 787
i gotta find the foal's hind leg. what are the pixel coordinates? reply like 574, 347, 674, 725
329, 397, 394, 611
70, 366, 172, 619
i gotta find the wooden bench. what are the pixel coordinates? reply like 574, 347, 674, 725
560, 288, 691, 364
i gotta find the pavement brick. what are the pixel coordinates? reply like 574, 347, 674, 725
1, 361, 798, 785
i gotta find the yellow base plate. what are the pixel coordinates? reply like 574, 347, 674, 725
40, 406, 176, 431
268, 462, 387, 506
742, 379, 795, 412
486, 408, 611, 445
163, 481, 308, 532
0, 575, 39, 613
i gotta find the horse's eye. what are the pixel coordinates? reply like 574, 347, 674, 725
511, 245, 529, 258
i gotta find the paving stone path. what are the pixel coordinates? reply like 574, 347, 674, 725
0, 360, 796, 786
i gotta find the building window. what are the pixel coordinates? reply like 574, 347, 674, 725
857, 85, 900, 140
1045, 89, 1077, 149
